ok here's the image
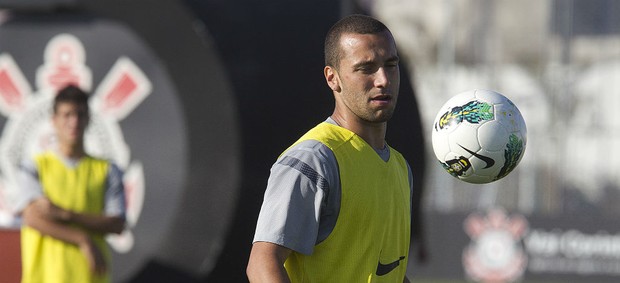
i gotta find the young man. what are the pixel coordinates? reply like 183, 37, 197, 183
15, 85, 126, 283
247, 14, 413, 282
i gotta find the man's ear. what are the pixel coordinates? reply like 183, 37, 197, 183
324, 66, 341, 92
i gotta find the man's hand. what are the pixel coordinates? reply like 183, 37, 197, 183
32, 198, 71, 222
78, 236, 107, 275
23, 200, 108, 275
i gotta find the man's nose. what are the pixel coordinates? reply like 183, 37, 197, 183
375, 67, 389, 87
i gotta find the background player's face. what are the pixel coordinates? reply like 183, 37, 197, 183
333, 31, 400, 123
53, 102, 89, 148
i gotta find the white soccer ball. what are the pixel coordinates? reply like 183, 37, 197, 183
431, 89, 527, 184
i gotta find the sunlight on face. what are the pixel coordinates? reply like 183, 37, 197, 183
335, 31, 400, 124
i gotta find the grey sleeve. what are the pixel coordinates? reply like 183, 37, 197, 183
253, 140, 338, 255
104, 163, 126, 218
13, 159, 44, 214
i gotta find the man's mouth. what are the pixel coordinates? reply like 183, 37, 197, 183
370, 95, 392, 102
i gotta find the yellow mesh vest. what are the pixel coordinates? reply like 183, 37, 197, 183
284, 122, 411, 282
21, 152, 110, 283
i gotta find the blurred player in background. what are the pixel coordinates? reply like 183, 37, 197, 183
247, 14, 414, 282
15, 85, 126, 283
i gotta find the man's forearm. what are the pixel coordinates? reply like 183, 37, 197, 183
247, 260, 291, 283
33, 197, 125, 235
247, 242, 292, 283
22, 204, 89, 246
63, 211, 125, 235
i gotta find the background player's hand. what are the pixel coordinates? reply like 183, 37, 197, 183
32, 197, 71, 222
79, 236, 107, 275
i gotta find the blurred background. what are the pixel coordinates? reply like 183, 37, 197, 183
0, 0, 618, 282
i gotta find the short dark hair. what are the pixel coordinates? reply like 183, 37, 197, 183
324, 14, 391, 68
53, 84, 89, 114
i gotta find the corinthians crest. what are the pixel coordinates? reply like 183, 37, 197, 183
463, 208, 529, 283
0, 33, 149, 253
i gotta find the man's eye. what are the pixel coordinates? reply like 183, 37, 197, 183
358, 66, 375, 73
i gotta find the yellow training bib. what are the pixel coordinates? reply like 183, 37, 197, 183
284, 123, 411, 282
21, 152, 110, 283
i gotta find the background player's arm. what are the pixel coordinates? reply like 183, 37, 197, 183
24, 163, 127, 235
22, 198, 107, 275
32, 197, 124, 234
247, 241, 292, 283
65, 211, 125, 234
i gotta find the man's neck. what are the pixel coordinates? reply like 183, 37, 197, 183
57, 144, 86, 160
330, 114, 387, 150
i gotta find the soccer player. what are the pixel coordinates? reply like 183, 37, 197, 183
15, 85, 126, 283
247, 14, 413, 282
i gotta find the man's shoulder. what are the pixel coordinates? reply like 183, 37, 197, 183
281, 139, 335, 163
296, 122, 356, 150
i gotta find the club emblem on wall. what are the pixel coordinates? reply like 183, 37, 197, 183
463, 208, 529, 283
0, 33, 150, 253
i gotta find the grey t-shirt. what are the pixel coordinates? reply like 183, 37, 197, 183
252, 118, 412, 255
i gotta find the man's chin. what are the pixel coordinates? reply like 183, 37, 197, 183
363, 116, 392, 124
372, 111, 395, 123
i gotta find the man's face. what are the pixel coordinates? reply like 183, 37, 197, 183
53, 102, 89, 147
332, 31, 400, 123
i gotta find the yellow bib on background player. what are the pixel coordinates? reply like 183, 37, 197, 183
21, 152, 110, 283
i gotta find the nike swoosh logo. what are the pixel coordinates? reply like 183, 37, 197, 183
458, 144, 495, 168
376, 256, 405, 276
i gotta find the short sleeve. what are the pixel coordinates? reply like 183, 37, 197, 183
104, 163, 126, 218
13, 158, 44, 214
252, 140, 338, 255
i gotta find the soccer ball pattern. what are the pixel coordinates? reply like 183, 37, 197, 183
431, 89, 527, 184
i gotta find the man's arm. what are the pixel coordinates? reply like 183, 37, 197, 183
64, 212, 125, 235
247, 241, 292, 283
15, 158, 125, 235
22, 199, 107, 275
32, 197, 125, 234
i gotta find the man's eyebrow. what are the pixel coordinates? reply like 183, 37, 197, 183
386, 55, 400, 63
352, 60, 374, 69
352, 55, 400, 69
